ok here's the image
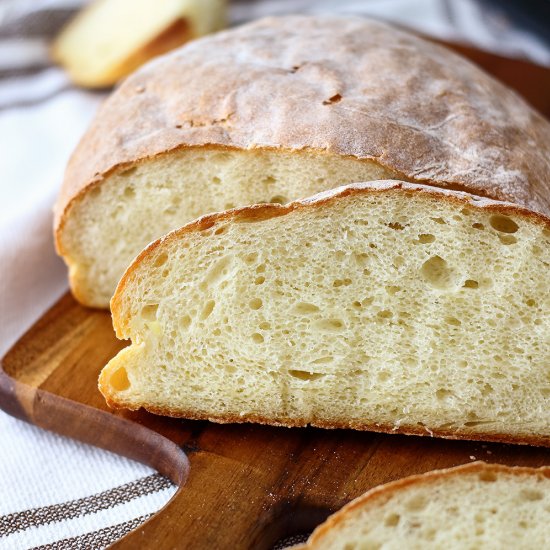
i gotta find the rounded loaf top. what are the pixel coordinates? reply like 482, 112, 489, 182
56, 15, 550, 223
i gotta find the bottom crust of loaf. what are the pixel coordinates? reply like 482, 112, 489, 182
101, 392, 550, 447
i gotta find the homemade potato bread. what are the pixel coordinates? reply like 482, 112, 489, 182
99, 181, 550, 446
298, 462, 550, 549
55, 15, 550, 308
52, 0, 226, 88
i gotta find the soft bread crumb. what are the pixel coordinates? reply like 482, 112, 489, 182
60, 148, 395, 307
99, 181, 550, 444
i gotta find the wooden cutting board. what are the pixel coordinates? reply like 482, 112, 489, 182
2, 44, 550, 550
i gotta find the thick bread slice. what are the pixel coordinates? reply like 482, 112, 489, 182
54, 15, 550, 307
99, 181, 550, 446
300, 462, 550, 549
52, 0, 226, 88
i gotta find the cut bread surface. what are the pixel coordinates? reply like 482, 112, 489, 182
99, 181, 550, 445
301, 462, 550, 549
55, 15, 550, 308
59, 148, 395, 307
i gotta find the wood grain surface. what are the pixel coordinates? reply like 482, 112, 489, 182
1, 43, 550, 550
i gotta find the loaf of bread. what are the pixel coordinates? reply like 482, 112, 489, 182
54, 15, 550, 308
99, 181, 550, 446
52, 0, 226, 88
297, 462, 550, 549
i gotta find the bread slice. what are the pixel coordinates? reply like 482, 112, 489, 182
54, 15, 550, 308
298, 462, 550, 549
52, 0, 226, 88
99, 181, 550, 446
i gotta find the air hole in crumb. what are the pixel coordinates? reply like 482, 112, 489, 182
270, 195, 287, 204
499, 234, 517, 245
249, 298, 263, 310
393, 256, 404, 269
204, 256, 233, 286
526, 299, 536, 307
141, 304, 158, 321
490, 215, 518, 233
200, 300, 215, 320
214, 226, 227, 235
472, 223, 484, 230
251, 333, 264, 344
436, 388, 453, 400
414, 234, 435, 244
421, 256, 456, 290
463, 279, 479, 289
90, 186, 101, 198
377, 310, 392, 319
543, 228, 550, 238
212, 176, 221, 184
263, 176, 276, 185
255, 276, 266, 285
384, 514, 400, 527
385, 286, 400, 295
154, 253, 168, 267
388, 222, 405, 230
123, 186, 135, 198
110, 367, 130, 391
445, 316, 461, 326
293, 302, 319, 314
479, 471, 497, 482
353, 253, 369, 267
120, 167, 137, 177
180, 315, 191, 330
322, 93, 342, 105
314, 319, 344, 332
431, 217, 446, 224
333, 278, 352, 287
288, 370, 326, 381
243, 252, 258, 264
405, 495, 427, 511
520, 489, 543, 501
378, 371, 391, 382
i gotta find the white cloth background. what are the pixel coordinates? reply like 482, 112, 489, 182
0, 1, 548, 548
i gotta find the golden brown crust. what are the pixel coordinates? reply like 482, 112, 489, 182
55, 15, 550, 235
305, 461, 550, 547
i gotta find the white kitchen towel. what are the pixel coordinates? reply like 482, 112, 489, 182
0, 1, 548, 549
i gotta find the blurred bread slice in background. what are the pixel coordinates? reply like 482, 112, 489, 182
52, 0, 226, 88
